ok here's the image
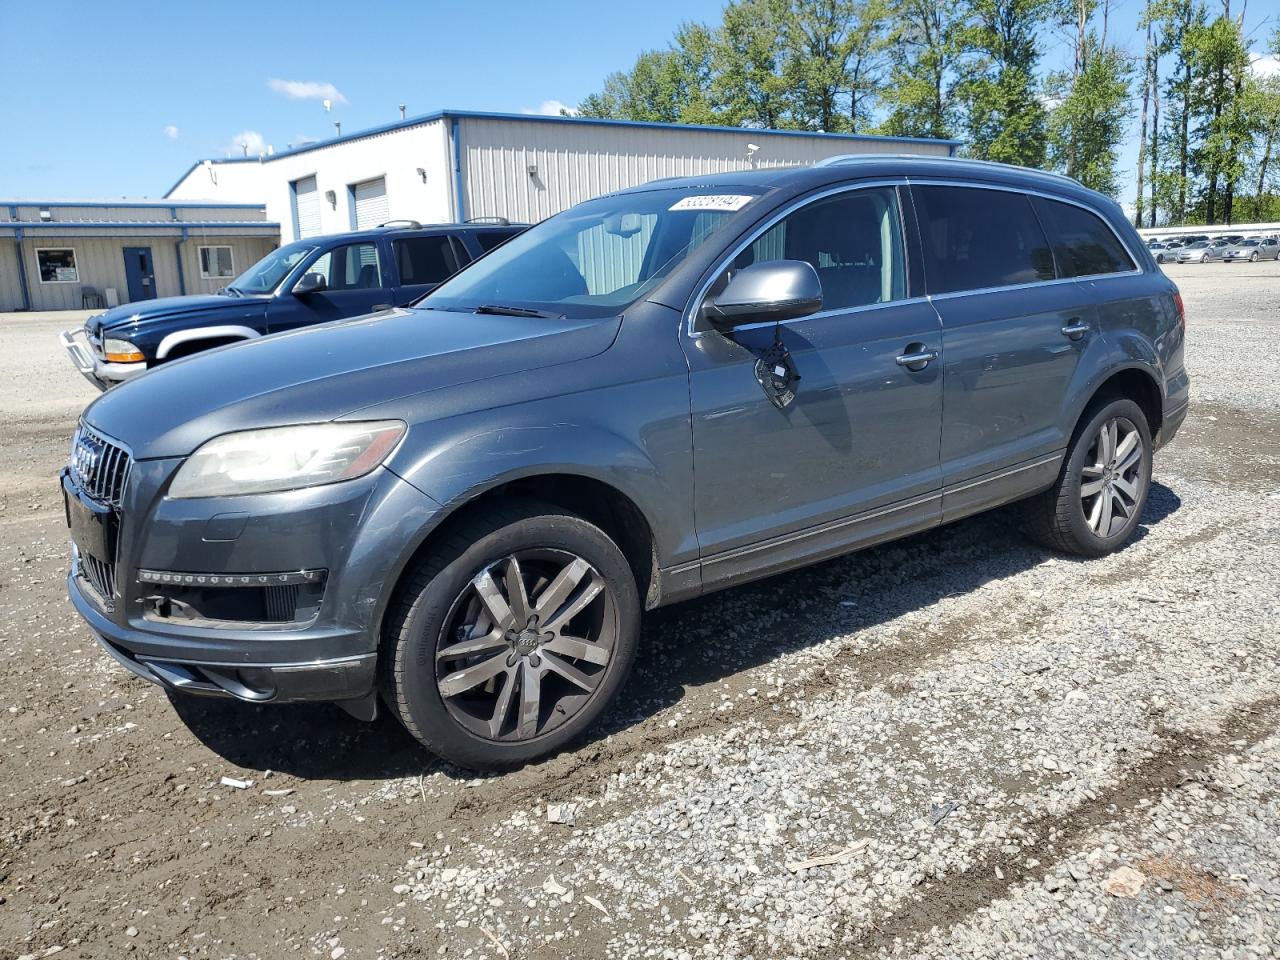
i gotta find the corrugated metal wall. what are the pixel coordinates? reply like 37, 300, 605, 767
458, 117, 952, 223
0, 233, 278, 311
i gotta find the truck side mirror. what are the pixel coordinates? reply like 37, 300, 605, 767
293, 272, 327, 297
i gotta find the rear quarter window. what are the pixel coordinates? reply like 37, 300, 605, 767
395, 236, 463, 285
1032, 197, 1137, 277
912, 185, 1055, 295
475, 230, 521, 253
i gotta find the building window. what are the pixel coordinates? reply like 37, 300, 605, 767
199, 245, 235, 279
37, 248, 79, 283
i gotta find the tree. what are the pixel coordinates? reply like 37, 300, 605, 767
955, 0, 1051, 166
712, 0, 795, 127
1047, 36, 1133, 193
1185, 14, 1251, 222
877, 0, 963, 138
577, 24, 717, 124
781, 0, 889, 132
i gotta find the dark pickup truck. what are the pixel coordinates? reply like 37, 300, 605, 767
60, 220, 525, 390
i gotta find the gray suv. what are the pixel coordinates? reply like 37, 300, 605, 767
62, 156, 1189, 769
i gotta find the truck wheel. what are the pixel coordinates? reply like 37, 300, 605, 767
381, 500, 640, 770
1021, 397, 1152, 557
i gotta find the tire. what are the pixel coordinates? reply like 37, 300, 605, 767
380, 499, 640, 770
1250, 252, 1259, 262
1021, 396, 1153, 557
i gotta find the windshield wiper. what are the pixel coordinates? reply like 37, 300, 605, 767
474, 303, 564, 319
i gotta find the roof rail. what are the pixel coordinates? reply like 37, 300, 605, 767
378, 219, 422, 229
465, 216, 511, 226
814, 153, 1080, 186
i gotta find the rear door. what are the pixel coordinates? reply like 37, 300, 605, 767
390, 234, 467, 304
266, 239, 391, 332
910, 183, 1092, 518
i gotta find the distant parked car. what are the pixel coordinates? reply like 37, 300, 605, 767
1222, 238, 1280, 262
1148, 242, 1176, 263
1176, 240, 1220, 263
60, 221, 527, 390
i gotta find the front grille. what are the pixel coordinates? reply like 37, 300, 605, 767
79, 553, 116, 608
70, 423, 132, 508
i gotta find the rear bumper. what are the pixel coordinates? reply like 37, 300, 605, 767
59, 329, 146, 391
69, 567, 376, 703
1156, 398, 1189, 451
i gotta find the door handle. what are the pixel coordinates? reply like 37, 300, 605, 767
1061, 319, 1089, 340
895, 346, 939, 371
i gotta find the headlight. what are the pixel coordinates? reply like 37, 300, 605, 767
103, 338, 145, 363
169, 421, 406, 498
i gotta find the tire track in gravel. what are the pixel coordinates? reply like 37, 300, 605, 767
840, 695, 1280, 958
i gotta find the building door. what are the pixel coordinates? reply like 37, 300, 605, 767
122, 246, 157, 302
293, 176, 321, 239
352, 177, 389, 229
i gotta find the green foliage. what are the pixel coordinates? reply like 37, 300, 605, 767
876, 0, 962, 139
1046, 38, 1132, 194
954, 0, 1051, 166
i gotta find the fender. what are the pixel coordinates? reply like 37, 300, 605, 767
1060, 329, 1163, 434
156, 325, 261, 360
387, 415, 695, 570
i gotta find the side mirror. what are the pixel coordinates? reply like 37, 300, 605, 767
293, 272, 327, 296
703, 260, 822, 328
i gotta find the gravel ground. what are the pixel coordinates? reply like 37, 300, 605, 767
1, 263, 1278, 960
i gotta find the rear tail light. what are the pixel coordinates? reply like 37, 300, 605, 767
1173, 291, 1185, 333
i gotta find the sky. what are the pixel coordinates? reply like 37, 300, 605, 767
0, 0, 1275, 208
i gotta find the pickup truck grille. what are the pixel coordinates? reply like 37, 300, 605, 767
70, 423, 132, 508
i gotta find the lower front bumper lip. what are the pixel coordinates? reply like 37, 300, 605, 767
69, 569, 377, 704
59, 329, 146, 391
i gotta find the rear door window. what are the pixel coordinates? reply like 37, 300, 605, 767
912, 185, 1055, 295
395, 235, 463, 285
475, 230, 520, 254
1032, 197, 1137, 277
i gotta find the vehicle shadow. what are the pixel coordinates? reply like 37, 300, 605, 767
172, 482, 1182, 781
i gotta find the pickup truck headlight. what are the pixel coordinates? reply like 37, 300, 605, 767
103, 338, 145, 363
169, 421, 406, 498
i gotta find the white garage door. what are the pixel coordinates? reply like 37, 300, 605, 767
353, 177, 389, 230
293, 176, 321, 239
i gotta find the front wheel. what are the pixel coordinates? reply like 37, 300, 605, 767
1021, 397, 1153, 557
380, 500, 640, 770
1250, 252, 1259, 262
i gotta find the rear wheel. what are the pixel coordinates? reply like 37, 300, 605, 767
380, 500, 640, 770
1021, 397, 1152, 557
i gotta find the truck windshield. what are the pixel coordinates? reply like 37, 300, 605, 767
226, 242, 316, 295
422, 186, 768, 318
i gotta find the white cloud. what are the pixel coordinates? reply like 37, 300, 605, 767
522, 99, 577, 117
226, 129, 267, 157
267, 78, 348, 104
1250, 52, 1280, 78
163, 124, 179, 140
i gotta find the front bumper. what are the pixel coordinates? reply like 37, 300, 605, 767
64, 457, 443, 710
59, 329, 146, 391
70, 567, 377, 702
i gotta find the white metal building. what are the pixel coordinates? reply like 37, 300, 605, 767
0, 202, 279, 312
165, 109, 960, 243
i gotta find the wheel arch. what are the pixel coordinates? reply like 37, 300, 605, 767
1073, 364, 1163, 443
156, 324, 260, 360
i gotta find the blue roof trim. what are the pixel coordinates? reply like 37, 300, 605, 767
163, 108, 962, 196
3, 199, 264, 209
1, 220, 279, 230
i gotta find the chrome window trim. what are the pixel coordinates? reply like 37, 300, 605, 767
905, 177, 1144, 289
684, 178, 915, 338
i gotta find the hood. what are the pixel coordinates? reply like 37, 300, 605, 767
88, 294, 266, 336
84, 307, 622, 460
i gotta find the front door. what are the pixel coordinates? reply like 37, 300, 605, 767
122, 246, 156, 302
683, 185, 943, 583
267, 239, 391, 333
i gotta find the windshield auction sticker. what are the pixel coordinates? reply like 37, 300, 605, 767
669, 195, 754, 212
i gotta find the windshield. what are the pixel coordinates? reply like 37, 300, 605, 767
421, 186, 769, 318
228, 242, 316, 294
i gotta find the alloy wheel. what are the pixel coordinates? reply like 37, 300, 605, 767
1079, 416, 1145, 538
435, 550, 617, 742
